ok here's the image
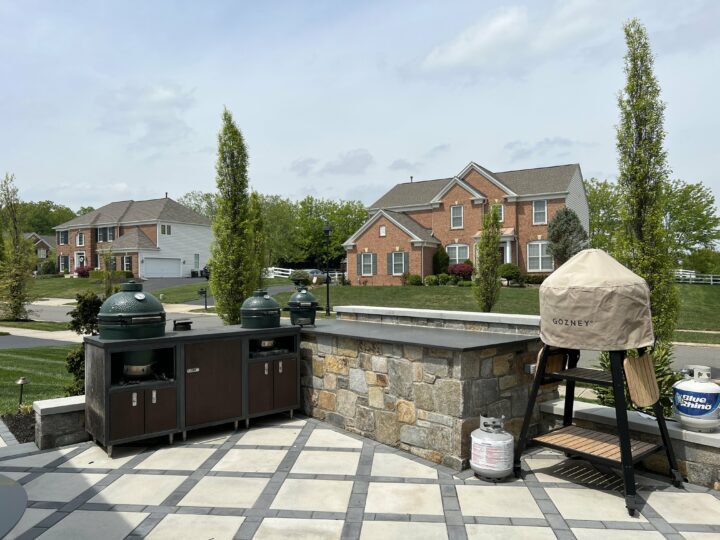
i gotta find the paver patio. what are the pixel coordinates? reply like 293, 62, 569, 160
1, 414, 718, 539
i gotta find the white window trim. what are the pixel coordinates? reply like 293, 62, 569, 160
492, 204, 504, 223
533, 200, 547, 225
361, 253, 374, 276
379, 225, 386, 237
74, 251, 86, 268
194, 253, 200, 270
392, 252, 405, 276
122, 256, 132, 272
527, 241, 554, 272
59, 231, 68, 245
447, 243, 469, 266
76, 232, 85, 247
450, 205, 464, 229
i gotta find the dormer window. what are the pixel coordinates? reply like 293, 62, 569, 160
379, 225, 386, 237
450, 205, 464, 229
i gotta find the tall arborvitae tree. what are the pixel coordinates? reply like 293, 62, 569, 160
209, 108, 260, 324
0, 173, 36, 320
473, 206, 502, 312
245, 191, 266, 292
597, 19, 679, 415
547, 208, 588, 266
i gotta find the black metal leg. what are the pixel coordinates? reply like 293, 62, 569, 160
514, 345, 551, 478
610, 350, 638, 515
563, 350, 579, 427
652, 401, 683, 487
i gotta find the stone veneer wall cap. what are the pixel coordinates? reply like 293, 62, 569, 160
33, 395, 86, 416
540, 398, 720, 448
335, 306, 540, 326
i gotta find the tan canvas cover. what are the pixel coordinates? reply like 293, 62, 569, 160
539, 249, 654, 351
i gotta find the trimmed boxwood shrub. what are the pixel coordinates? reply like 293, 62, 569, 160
457, 280, 473, 287
499, 263, 521, 285
523, 273, 550, 285
437, 273, 450, 285
407, 274, 423, 286
89, 270, 133, 281
424, 275, 439, 286
289, 269, 311, 286
448, 263, 473, 281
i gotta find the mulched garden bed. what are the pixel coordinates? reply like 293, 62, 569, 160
2, 411, 35, 443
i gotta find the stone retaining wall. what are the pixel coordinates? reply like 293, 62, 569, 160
335, 306, 540, 336
300, 333, 557, 470
34, 396, 90, 450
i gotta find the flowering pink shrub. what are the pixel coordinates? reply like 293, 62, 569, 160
74, 266, 90, 278
448, 263, 473, 281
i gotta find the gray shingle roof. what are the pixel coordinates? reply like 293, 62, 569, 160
384, 211, 439, 244
55, 198, 211, 229
494, 164, 579, 196
23, 232, 56, 248
368, 163, 580, 210
368, 178, 452, 210
99, 227, 158, 251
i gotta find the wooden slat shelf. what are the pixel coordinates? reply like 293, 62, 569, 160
532, 425, 660, 464
546, 367, 613, 386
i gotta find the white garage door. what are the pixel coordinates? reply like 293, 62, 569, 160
144, 257, 182, 278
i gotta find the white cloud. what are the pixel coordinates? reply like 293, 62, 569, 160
290, 157, 318, 177
504, 137, 594, 163
319, 148, 374, 175
389, 158, 421, 171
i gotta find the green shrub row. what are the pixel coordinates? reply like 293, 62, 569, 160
88, 270, 134, 280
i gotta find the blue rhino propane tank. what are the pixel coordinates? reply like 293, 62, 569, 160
470, 416, 513, 479
672, 365, 720, 432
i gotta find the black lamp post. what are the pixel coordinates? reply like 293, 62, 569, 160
323, 224, 332, 317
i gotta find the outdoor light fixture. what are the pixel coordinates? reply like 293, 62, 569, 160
16, 377, 28, 405
323, 224, 332, 317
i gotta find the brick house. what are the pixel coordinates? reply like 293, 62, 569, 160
54, 197, 212, 278
343, 162, 589, 285
24, 232, 56, 272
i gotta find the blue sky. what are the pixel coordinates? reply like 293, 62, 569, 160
2, 1, 719, 211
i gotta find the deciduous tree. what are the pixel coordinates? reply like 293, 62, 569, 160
663, 179, 720, 259
584, 178, 621, 252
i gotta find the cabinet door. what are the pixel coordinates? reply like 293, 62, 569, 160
185, 340, 243, 427
273, 358, 298, 410
248, 361, 274, 415
145, 387, 177, 434
110, 389, 144, 441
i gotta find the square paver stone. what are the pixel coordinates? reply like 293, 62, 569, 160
361, 521, 448, 540
0, 446, 77, 468
0, 471, 27, 481
135, 447, 216, 471
212, 448, 287, 473
5, 508, 54, 539
238, 427, 301, 446
178, 476, 268, 508
642, 491, 720, 525
371, 452, 437, 479
255, 518, 344, 540
305, 429, 363, 449
291, 450, 360, 475
36, 510, 147, 540
572, 530, 665, 540
681, 534, 720, 540
466, 524, 556, 540
456, 485, 543, 519
146, 513, 245, 539
545, 487, 647, 522
365, 482, 444, 515
270, 478, 353, 513
59, 445, 140, 469
24, 472, 106, 502
523, 456, 571, 483
89, 473, 186, 506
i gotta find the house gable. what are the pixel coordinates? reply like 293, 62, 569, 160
343, 210, 437, 249
457, 162, 517, 200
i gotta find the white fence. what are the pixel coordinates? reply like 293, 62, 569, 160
265, 267, 346, 283
673, 270, 720, 285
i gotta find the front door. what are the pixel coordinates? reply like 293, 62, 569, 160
75, 251, 86, 268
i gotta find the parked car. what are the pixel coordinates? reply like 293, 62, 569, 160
200, 265, 210, 280
306, 269, 325, 279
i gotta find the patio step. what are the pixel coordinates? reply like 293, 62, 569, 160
545, 367, 613, 386
532, 425, 661, 465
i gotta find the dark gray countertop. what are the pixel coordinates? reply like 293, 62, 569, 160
302, 319, 538, 352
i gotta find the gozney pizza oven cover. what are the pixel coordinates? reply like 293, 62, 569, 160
539, 249, 654, 351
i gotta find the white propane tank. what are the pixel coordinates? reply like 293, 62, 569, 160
470, 415, 514, 479
673, 365, 720, 432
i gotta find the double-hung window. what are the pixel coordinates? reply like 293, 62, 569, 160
389, 252, 407, 275
96, 227, 114, 242
492, 204, 504, 223
123, 256, 132, 272
379, 225, 386, 237
450, 205, 464, 229
447, 244, 469, 265
58, 231, 68, 245
533, 200, 547, 225
161, 224, 172, 235
76, 232, 85, 247
360, 253, 375, 276
527, 241, 553, 272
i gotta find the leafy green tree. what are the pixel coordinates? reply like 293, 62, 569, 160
18, 200, 76, 234
259, 194, 302, 266
682, 248, 720, 274
209, 108, 257, 324
76, 206, 95, 216
0, 174, 36, 320
245, 191, 266, 291
177, 191, 219, 219
584, 178, 621, 252
432, 245, 450, 275
473, 207, 502, 311
663, 179, 720, 259
548, 208, 588, 266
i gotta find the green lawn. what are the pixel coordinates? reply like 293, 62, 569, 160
673, 330, 720, 345
0, 345, 75, 415
29, 277, 104, 299
157, 277, 293, 304
0, 321, 70, 332
676, 284, 720, 331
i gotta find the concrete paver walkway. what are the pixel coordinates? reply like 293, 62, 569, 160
1, 414, 718, 539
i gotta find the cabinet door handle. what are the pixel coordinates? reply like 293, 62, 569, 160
279, 361, 283, 374
132, 392, 137, 407
264, 363, 269, 375
152, 390, 157, 404
186, 367, 200, 374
